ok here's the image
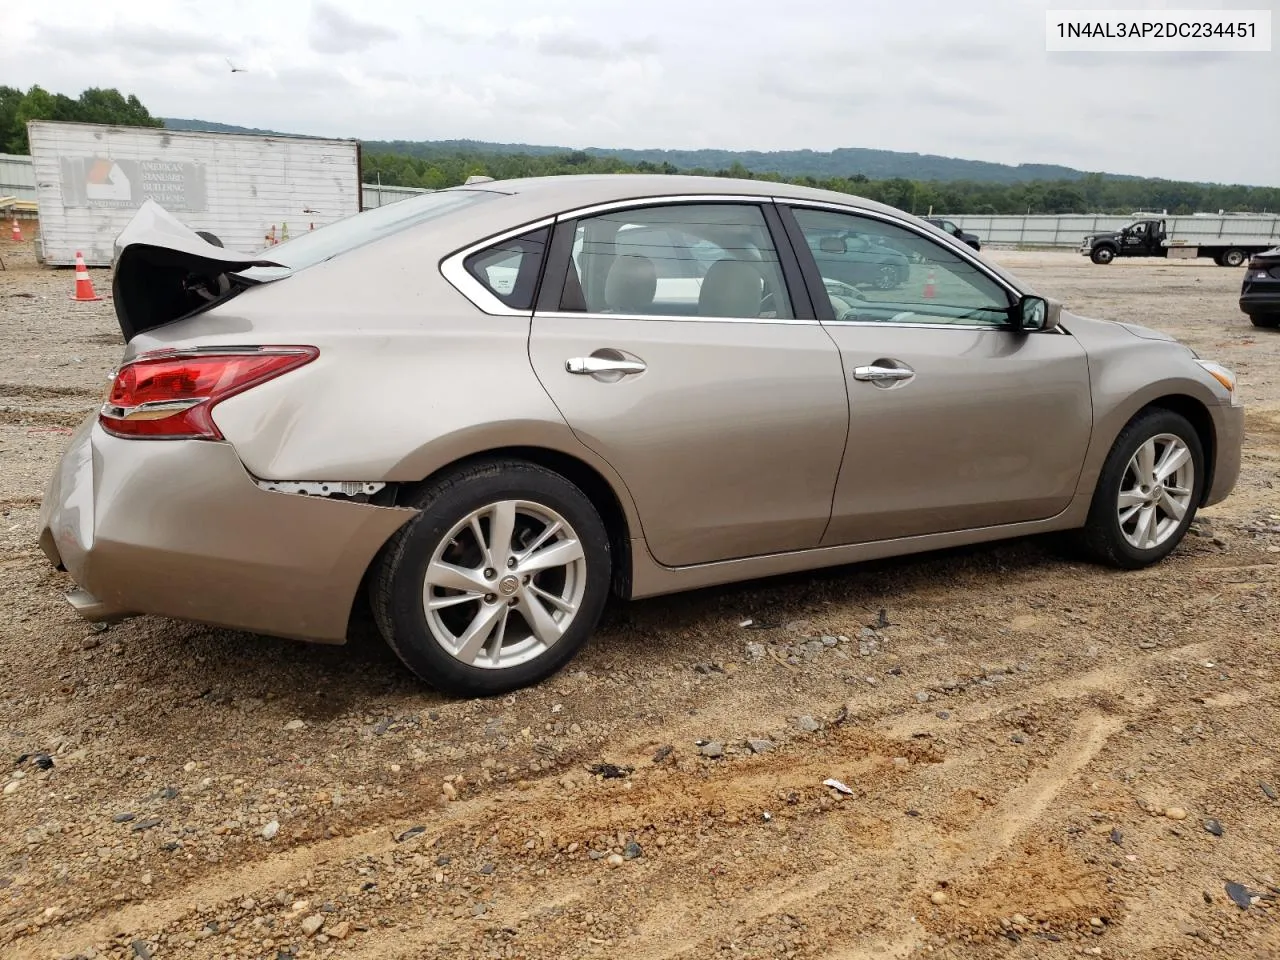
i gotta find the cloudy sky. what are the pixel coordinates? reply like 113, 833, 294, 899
8, 0, 1279, 185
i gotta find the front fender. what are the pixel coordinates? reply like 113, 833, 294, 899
1067, 312, 1230, 497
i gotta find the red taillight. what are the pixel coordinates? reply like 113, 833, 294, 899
99, 347, 318, 439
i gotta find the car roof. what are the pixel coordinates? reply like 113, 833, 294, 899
449, 174, 915, 222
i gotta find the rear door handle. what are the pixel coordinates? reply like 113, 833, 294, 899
852, 364, 914, 383
566, 357, 647, 376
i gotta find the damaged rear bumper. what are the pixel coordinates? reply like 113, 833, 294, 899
39, 519, 138, 624
65, 587, 136, 624
37, 418, 416, 642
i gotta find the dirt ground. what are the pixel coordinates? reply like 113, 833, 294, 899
2, 239, 1279, 960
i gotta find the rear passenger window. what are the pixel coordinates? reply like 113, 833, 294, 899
464, 226, 549, 310
561, 203, 794, 319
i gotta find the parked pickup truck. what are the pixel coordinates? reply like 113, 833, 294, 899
1081, 218, 1280, 266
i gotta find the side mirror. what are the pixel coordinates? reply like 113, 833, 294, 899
1016, 295, 1062, 331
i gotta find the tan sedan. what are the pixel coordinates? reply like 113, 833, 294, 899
38, 176, 1243, 696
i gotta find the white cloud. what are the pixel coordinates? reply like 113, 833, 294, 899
6, 0, 1277, 186
309, 1, 398, 55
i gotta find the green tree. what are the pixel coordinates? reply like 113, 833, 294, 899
1043, 186, 1088, 214
10, 86, 76, 151
354, 147, 1280, 216
75, 88, 163, 128
0, 84, 162, 153
0, 86, 23, 153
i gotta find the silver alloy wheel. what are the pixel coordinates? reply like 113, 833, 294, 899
875, 264, 899, 289
422, 500, 587, 669
1116, 433, 1195, 550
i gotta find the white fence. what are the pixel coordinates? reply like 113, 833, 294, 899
355, 194, 1280, 247
362, 183, 434, 208
942, 214, 1280, 247
0, 153, 38, 202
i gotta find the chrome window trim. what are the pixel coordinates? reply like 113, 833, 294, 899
774, 197, 1027, 305
551, 194, 773, 222
439, 216, 556, 317
824, 319, 1008, 332
535, 310, 819, 326
441, 196, 777, 317
825, 319, 1070, 334
441, 192, 1028, 323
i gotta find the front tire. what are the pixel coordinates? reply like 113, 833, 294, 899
371, 459, 612, 696
1072, 408, 1204, 569
1222, 248, 1246, 267
1250, 313, 1280, 329
1091, 246, 1116, 265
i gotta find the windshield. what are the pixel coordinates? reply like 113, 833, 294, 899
239, 188, 501, 279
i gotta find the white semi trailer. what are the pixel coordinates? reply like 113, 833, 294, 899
27, 120, 362, 266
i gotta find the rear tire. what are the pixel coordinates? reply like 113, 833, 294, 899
1091, 247, 1116, 265
1222, 248, 1246, 267
370, 459, 612, 696
1071, 408, 1204, 569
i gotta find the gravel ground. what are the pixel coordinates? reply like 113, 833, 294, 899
2, 241, 1279, 960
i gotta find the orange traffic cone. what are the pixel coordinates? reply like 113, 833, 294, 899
69, 251, 102, 302
10, 219, 21, 242
922, 268, 936, 300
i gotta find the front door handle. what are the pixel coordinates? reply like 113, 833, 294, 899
566, 356, 646, 376
852, 364, 914, 383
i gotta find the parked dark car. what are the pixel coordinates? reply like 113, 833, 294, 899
805, 229, 911, 289
1241, 247, 1280, 328
924, 217, 981, 251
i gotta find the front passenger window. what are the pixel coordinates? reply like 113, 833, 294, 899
791, 207, 1013, 327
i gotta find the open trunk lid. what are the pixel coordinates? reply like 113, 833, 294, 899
112, 199, 287, 342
